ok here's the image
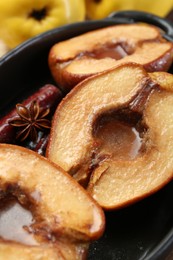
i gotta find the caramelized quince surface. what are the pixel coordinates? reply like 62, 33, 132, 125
0, 144, 105, 258
49, 24, 173, 91
47, 62, 173, 209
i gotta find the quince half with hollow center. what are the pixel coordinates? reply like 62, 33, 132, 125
0, 144, 105, 259
0, 0, 85, 49
48, 23, 173, 92
47, 62, 173, 210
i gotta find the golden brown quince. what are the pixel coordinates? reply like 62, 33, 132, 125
48, 23, 173, 92
0, 144, 105, 259
47, 62, 173, 210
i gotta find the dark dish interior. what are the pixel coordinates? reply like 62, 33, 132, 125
1, 11, 173, 260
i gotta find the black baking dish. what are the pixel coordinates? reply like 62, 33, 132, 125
1, 10, 173, 260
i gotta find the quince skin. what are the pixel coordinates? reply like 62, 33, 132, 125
0, 39, 9, 57
85, 0, 173, 19
0, 0, 85, 49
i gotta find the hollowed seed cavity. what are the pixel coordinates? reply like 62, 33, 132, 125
0, 195, 38, 245
77, 43, 133, 60
92, 110, 146, 161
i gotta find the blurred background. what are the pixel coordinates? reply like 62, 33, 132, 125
0, 0, 173, 57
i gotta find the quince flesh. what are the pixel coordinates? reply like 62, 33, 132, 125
0, 242, 61, 260
149, 71, 173, 91
0, 144, 105, 258
85, 0, 173, 19
47, 63, 173, 209
0, 0, 85, 49
49, 23, 173, 92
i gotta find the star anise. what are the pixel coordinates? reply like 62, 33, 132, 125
9, 100, 51, 142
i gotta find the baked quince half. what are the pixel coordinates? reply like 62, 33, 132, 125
0, 0, 85, 49
0, 144, 104, 259
47, 63, 173, 210
48, 23, 173, 92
